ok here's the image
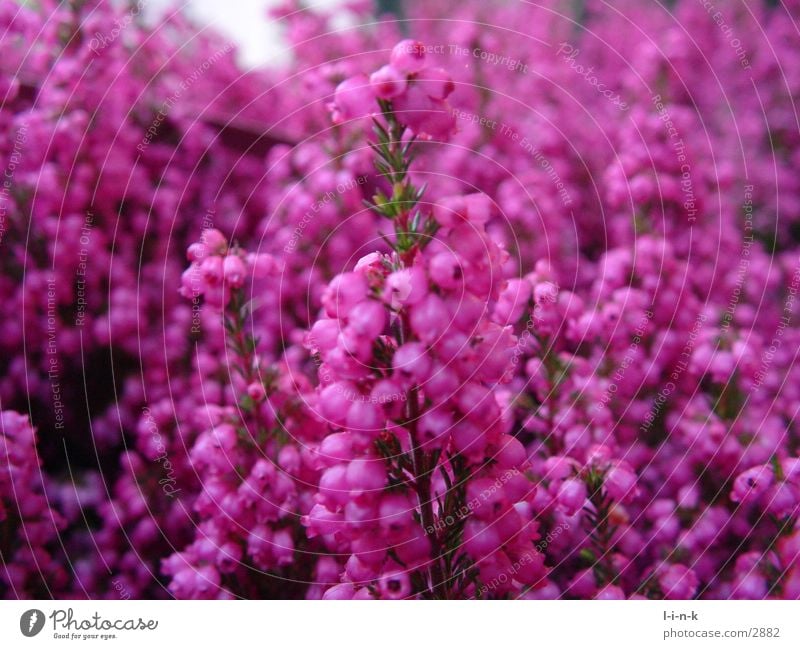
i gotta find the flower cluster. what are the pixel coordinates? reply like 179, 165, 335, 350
331, 39, 456, 140
1, 0, 800, 600
179, 228, 282, 309
0, 411, 67, 596
304, 198, 543, 598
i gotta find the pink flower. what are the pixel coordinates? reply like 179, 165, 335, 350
415, 66, 455, 100
200, 228, 227, 254
604, 464, 639, 503
659, 564, 699, 599
331, 74, 376, 124
378, 571, 411, 599
389, 39, 428, 74
369, 65, 408, 99
595, 584, 626, 599
392, 85, 456, 140
222, 254, 246, 288
731, 465, 774, 504
557, 478, 587, 516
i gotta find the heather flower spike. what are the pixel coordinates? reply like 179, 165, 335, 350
1, 2, 799, 604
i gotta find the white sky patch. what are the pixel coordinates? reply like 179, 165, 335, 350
144, 0, 348, 69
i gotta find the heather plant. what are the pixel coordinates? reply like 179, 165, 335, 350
301, 45, 544, 598
1, 0, 800, 600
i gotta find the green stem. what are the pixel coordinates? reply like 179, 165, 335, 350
584, 473, 619, 587
225, 289, 272, 444
371, 101, 450, 598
